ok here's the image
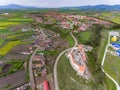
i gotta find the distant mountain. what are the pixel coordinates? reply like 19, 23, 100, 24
0, 4, 120, 10
61, 4, 120, 11
0, 4, 37, 9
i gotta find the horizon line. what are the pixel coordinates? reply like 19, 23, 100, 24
0, 3, 120, 8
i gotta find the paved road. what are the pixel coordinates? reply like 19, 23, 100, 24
54, 32, 78, 90
101, 33, 120, 90
70, 32, 78, 47
29, 47, 39, 90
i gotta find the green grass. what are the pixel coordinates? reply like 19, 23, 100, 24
7, 62, 24, 74
6, 31, 34, 39
0, 39, 4, 46
74, 31, 91, 44
58, 54, 105, 90
66, 34, 74, 47
111, 18, 120, 24
0, 22, 19, 27
0, 29, 11, 34
36, 50, 58, 56
97, 30, 109, 63
108, 46, 115, 52
104, 52, 120, 85
104, 76, 117, 90
0, 62, 24, 77
80, 31, 91, 41
99, 12, 120, 24
8, 18, 34, 22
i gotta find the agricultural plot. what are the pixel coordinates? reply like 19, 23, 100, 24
8, 18, 33, 22
2, 44, 31, 62
0, 22, 19, 27
0, 70, 27, 90
0, 27, 6, 29
0, 62, 24, 77
0, 29, 11, 34
99, 12, 120, 24
0, 40, 21, 56
6, 31, 34, 39
0, 14, 33, 34
0, 39, 4, 46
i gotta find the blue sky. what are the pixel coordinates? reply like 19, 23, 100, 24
0, 0, 120, 7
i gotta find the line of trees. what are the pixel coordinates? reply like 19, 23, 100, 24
87, 24, 105, 84
86, 24, 104, 47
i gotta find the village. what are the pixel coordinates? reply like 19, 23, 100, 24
29, 12, 112, 32
0, 11, 116, 90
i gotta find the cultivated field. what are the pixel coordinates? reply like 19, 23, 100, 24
0, 40, 21, 56
0, 70, 27, 90
99, 12, 120, 24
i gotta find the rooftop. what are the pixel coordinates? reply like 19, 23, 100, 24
109, 31, 119, 36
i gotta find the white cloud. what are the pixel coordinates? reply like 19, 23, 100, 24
0, 0, 120, 7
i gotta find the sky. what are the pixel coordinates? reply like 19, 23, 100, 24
0, 0, 120, 8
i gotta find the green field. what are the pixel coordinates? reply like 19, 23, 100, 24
7, 62, 24, 74
6, 31, 34, 39
73, 31, 91, 44
99, 12, 120, 24
0, 12, 33, 34
105, 76, 117, 90
0, 39, 4, 46
0, 40, 21, 56
66, 34, 74, 47
8, 18, 33, 22
0, 29, 11, 34
97, 30, 109, 63
36, 50, 58, 56
104, 52, 120, 85
0, 22, 19, 27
